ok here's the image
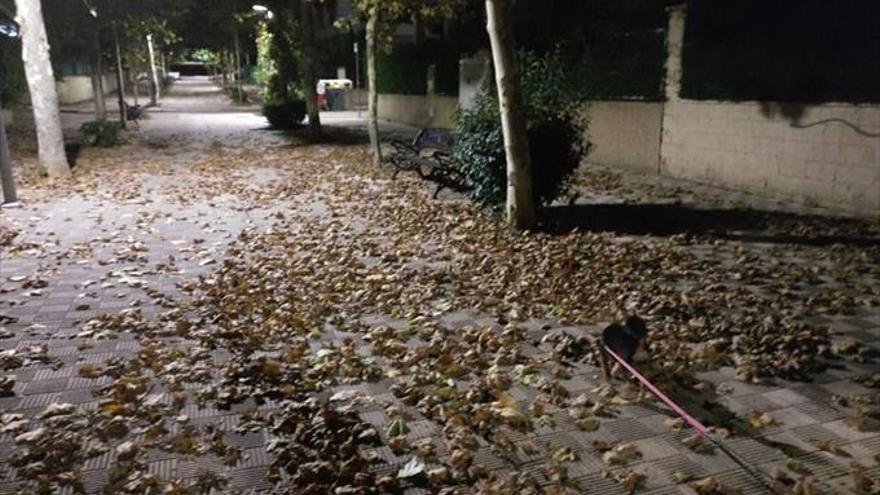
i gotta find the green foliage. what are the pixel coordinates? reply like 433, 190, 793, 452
453, 94, 506, 207
0, 39, 26, 106
225, 85, 247, 103
376, 43, 459, 96
262, 100, 306, 129
254, 10, 302, 103
453, 51, 590, 209
80, 120, 123, 147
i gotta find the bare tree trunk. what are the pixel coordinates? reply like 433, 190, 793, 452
132, 64, 140, 105
0, 94, 18, 204
366, 4, 380, 165
146, 34, 160, 105
15, 0, 70, 178
485, 0, 535, 230
90, 25, 107, 120
299, 0, 322, 139
112, 22, 127, 128
233, 25, 244, 102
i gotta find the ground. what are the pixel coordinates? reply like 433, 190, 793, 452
1, 78, 879, 495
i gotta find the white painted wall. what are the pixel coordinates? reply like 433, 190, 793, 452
378, 94, 457, 129
582, 4, 880, 215
56, 74, 118, 105
660, 100, 880, 212
582, 101, 664, 173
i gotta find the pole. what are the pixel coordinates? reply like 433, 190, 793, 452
0, 93, 18, 205
146, 33, 160, 105
112, 21, 127, 128
354, 41, 360, 118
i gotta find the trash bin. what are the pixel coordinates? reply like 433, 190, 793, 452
326, 88, 345, 111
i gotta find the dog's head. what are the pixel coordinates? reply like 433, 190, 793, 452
625, 315, 648, 339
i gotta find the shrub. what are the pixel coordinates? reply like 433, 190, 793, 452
262, 100, 306, 129
225, 85, 248, 103
454, 96, 584, 209
80, 120, 123, 147
453, 49, 589, 210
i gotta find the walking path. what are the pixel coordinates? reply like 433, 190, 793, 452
1, 77, 879, 495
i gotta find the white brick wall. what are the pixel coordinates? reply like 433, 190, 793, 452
582, 101, 663, 173
660, 100, 880, 212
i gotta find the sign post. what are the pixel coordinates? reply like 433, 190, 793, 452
354, 41, 360, 118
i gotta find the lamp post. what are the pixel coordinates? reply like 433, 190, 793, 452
252, 4, 274, 19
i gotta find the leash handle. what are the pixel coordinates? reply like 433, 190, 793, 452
603, 345, 711, 435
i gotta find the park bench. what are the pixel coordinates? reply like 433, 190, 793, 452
389, 128, 468, 199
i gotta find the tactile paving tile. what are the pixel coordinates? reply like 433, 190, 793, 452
605, 418, 658, 442
856, 435, 880, 457
794, 402, 846, 423
714, 468, 772, 495
147, 458, 177, 478
791, 423, 847, 447
227, 466, 273, 491
238, 446, 272, 469
652, 454, 709, 483
641, 486, 690, 495
791, 451, 849, 480
82, 468, 110, 494
725, 437, 786, 464
571, 471, 629, 494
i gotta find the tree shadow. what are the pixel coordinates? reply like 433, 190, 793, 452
539, 203, 880, 247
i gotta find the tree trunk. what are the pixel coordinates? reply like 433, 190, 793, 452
112, 22, 127, 128
233, 25, 244, 102
15, 0, 70, 178
366, 4, 380, 165
485, 0, 535, 230
298, 0, 321, 139
132, 65, 140, 105
90, 25, 107, 120
146, 34, 160, 105
0, 93, 18, 204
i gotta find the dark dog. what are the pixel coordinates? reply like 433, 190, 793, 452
125, 103, 143, 128
601, 315, 649, 364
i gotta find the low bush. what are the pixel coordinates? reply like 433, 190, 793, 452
262, 100, 306, 129
225, 85, 248, 103
454, 96, 584, 208
80, 120, 123, 147
453, 49, 589, 210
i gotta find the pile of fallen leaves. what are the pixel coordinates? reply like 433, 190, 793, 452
2, 136, 879, 494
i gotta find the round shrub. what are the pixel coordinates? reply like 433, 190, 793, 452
80, 120, 123, 147
452, 48, 590, 210
262, 100, 306, 129
454, 102, 584, 209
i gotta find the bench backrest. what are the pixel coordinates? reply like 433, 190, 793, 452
413, 128, 455, 152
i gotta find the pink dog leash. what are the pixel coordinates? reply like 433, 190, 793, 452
604, 345, 710, 434
603, 345, 777, 493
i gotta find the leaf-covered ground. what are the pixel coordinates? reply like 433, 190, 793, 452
1, 79, 879, 495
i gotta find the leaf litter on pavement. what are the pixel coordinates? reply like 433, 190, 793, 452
0, 136, 879, 494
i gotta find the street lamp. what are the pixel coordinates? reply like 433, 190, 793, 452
252, 4, 274, 20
